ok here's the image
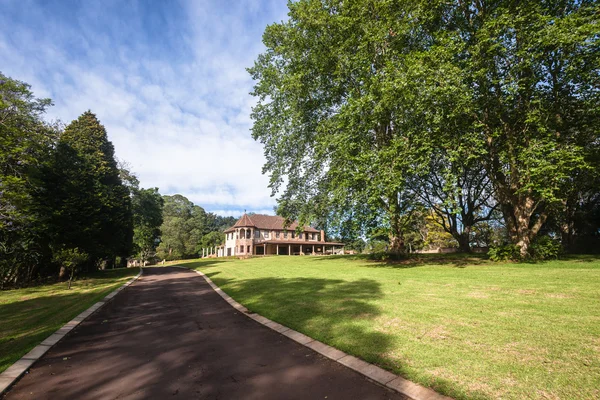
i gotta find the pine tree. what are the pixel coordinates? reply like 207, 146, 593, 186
42, 111, 132, 271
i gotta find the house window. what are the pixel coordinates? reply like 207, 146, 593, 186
246, 230, 251, 239
276, 231, 280, 239
291, 231, 295, 239
284, 231, 288, 239
299, 233, 303, 239
255, 230, 260, 238
240, 245, 244, 253
247, 245, 251, 253
265, 231, 270, 239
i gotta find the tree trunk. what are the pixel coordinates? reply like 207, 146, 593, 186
500, 195, 547, 258
389, 234, 405, 254
388, 195, 406, 255
457, 231, 471, 253
68, 267, 74, 289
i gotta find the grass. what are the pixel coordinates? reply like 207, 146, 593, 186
0, 267, 139, 373
175, 255, 600, 400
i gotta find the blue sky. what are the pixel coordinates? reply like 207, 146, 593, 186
0, 0, 289, 216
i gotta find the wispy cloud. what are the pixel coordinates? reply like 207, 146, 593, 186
0, 0, 289, 215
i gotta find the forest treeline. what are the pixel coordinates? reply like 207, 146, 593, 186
0, 73, 234, 288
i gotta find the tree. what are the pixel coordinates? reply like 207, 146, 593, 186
461, 2, 598, 256
157, 195, 204, 259
199, 231, 224, 253
41, 111, 133, 270
132, 187, 164, 262
250, 0, 599, 257
249, 0, 444, 254
0, 73, 57, 286
52, 247, 88, 289
414, 153, 498, 252
118, 164, 164, 263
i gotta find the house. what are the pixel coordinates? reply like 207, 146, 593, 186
222, 213, 344, 256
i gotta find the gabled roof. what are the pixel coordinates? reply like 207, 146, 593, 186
225, 214, 320, 233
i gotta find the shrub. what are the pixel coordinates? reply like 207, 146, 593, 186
367, 251, 407, 261
488, 244, 521, 262
530, 236, 562, 260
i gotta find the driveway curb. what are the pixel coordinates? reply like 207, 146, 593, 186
0, 268, 143, 395
182, 266, 452, 400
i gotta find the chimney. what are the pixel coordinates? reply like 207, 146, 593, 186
320, 230, 325, 243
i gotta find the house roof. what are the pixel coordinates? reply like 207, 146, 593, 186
224, 214, 320, 233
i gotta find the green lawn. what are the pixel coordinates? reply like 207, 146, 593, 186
0, 267, 139, 373
176, 255, 600, 400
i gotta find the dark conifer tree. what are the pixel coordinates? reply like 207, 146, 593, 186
42, 111, 133, 271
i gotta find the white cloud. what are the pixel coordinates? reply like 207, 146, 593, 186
0, 0, 290, 215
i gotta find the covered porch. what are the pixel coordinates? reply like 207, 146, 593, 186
254, 241, 344, 256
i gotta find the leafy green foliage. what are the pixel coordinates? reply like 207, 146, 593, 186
0, 73, 57, 287
530, 236, 563, 261
52, 247, 88, 289
488, 244, 521, 262
249, 0, 600, 257
40, 111, 133, 270
131, 188, 163, 262
156, 194, 234, 260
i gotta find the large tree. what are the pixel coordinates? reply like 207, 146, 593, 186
119, 166, 164, 263
455, 1, 599, 256
250, 0, 599, 256
132, 188, 164, 263
0, 73, 57, 286
157, 195, 204, 259
41, 111, 133, 270
249, 0, 445, 253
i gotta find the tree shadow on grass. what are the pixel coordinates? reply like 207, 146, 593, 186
205, 274, 475, 399
313, 253, 489, 269
210, 275, 392, 365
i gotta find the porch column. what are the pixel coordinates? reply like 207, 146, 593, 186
312, 245, 315, 255
288, 244, 291, 256
276, 245, 279, 255
264, 243, 266, 255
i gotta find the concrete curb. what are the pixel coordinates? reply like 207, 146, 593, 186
0, 268, 143, 395
181, 266, 452, 400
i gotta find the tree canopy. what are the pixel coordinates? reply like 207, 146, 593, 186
156, 194, 235, 260
40, 111, 134, 270
249, 0, 600, 256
